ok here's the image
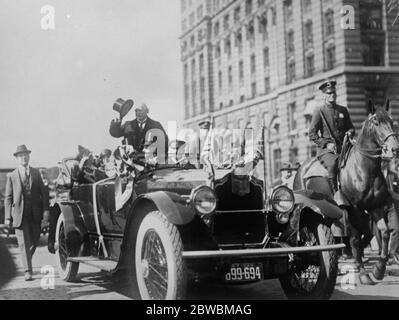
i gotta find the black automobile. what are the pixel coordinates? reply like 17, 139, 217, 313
50, 123, 345, 300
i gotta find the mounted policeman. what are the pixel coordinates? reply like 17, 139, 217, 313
308, 80, 355, 193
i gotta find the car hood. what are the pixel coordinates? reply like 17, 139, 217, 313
143, 168, 232, 195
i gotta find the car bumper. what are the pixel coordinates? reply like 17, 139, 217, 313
182, 244, 345, 259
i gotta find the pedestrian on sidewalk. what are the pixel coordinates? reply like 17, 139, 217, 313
4, 145, 49, 281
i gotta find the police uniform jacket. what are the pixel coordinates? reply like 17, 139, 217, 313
309, 103, 355, 157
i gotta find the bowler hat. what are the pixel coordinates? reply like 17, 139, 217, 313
319, 81, 337, 93
13, 145, 31, 157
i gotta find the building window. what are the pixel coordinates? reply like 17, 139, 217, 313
224, 14, 229, 31
304, 20, 313, 49
225, 38, 232, 59
258, 0, 265, 7
303, 0, 312, 13
263, 47, 270, 68
250, 54, 256, 75
218, 70, 223, 93
215, 43, 221, 59
324, 9, 335, 38
228, 66, 233, 92
197, 5, 204, 20
270, 7, 276, 26
264, 76, 270, 94
287, 60, 296, 83
325, 45, 336, 70
214, 21, 220, 37
200, 77, 206, 113
247, 20, 255, 47
305, 53, 315, 77
245, 0, 253, 16
284, 0, 294, 23
239, 60, 244, 86
273, 148, 282, 181
199, 54, 204, 74
190, 35, 195, 48
184, 84, 190, 118
288, 102, 297, 131
240, 95, 245, 103
235, 31, 243, 54
251, 81, 257, 98
360, 1, 385, 66
287, 29, 295, 56
259, 13, 268, 40
234, 6, 241, 23
360, 0, 383, 30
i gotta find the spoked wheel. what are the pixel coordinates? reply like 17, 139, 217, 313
55, 214, 79, 282
135, 211, 186, 300
279, 222, 338, 300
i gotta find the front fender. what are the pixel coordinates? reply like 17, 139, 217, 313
294, 190, 343, 220
57, 202, 89, 257
132, 191, 196, 225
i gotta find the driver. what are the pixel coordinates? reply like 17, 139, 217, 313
309, 81, 355, 193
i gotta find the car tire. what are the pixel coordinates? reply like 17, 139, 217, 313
135, 211, 186, 300
279, 222, 338, 300
55, 214, 79, 282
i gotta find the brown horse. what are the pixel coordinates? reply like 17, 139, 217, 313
294, 100, 399, 284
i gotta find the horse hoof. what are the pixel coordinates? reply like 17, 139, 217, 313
372, 260, 387, 281
359, 273, 376, 285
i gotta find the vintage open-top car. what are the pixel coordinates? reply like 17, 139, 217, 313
49, 120, 345, 300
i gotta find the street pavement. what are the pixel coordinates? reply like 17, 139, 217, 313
0, 234, 398, 300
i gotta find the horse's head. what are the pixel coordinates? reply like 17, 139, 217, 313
366, 99, 399, 159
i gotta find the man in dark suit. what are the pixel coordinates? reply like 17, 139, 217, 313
378, 158, 399, 265
309, 81, 355, 192
109, 103, 169, 163
4, 145, 49, 281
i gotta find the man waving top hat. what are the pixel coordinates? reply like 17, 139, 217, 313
4, 145, 49, 281
308, 81, 355, 193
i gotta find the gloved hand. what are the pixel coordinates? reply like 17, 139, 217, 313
326, 143, 337, 153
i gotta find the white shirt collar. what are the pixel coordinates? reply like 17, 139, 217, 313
18, 165, 30, 177
138, 118, 148, 124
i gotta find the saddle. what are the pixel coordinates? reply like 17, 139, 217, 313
303, 136, 353, 181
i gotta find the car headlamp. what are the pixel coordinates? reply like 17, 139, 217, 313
271, 186, 295, 217
190, 186, 217, 215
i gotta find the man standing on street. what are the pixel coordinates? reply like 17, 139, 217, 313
109, 103, 169, 162
309, 81, 355, 193
379, 158, 399, 265
4, 145, 49, 281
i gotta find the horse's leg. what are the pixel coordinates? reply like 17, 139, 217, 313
370, 207, 389, 281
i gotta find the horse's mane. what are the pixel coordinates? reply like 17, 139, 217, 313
358, 106, 393, 140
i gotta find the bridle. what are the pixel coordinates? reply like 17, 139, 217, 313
350, 114, 397, 159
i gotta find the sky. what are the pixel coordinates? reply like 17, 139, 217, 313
0, 0, 183, 168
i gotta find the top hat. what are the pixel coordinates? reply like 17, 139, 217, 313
13, 145, 31, 157
113, 98, 134, 119
319, 81, 337, 93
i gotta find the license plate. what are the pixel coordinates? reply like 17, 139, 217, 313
224, 263, 263, 282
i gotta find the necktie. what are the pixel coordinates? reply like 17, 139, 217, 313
25, 168, 31, 193
139, 122, 145, 130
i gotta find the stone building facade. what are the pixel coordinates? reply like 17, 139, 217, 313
180, 0, 399, 186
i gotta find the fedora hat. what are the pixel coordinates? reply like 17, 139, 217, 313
113, 98, 134, 119
13, 145, 31, 157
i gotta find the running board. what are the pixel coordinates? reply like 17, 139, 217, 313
182, 244, 346, 259
67, 257, 117, 272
